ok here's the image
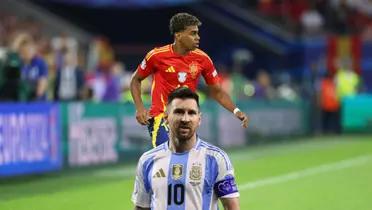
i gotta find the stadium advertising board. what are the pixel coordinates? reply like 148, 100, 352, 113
68, 119, 118, 166
218, 107, 246, 147
0, 103, 61, 177
65, 103, 118, 167
342, 94, 372, 132
242, 100, 309, 141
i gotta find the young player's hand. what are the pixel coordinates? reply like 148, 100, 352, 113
136, 108, 150, 125
235, 111, 249, 128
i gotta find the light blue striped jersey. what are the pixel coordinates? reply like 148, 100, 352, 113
132, 138, 239, 210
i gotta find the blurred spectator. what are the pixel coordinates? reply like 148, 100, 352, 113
86, 68, 107, 102
329, 0, 352, 34
300, 4, 324, 35
231, 48, 252, 101
54, 51, 85, 101
102, 61, 125, 102
0, 50, 22, 101
335, 58, 360, 101
15, 33, 48, 101
362, 21, 372, 40
51, 33, 78, 70
276, 72, 298, 101
253, 69, 276, 99
319, 71, 340, 134
87, 37, 114, 71
351, 0, 372, 16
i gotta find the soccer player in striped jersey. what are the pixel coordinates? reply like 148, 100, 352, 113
130, 12, 248, 147
132, 87, 240, 210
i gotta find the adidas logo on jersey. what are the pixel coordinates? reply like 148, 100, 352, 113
153, 168, 166, 178
165, 66, 176, 73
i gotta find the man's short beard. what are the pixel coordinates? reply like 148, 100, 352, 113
174, 129, 194, 142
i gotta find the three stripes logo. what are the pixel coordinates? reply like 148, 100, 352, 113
165, 66, 176, 73
153, 168, 166, 178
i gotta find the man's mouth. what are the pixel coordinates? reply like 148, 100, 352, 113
179, 125, 190, 131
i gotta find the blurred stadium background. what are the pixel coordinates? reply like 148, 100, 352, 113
0, 0, 372, 209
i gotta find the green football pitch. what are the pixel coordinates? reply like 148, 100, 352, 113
1, 135, 372, 210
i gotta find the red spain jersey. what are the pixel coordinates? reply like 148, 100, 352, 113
137, 44, 220, 117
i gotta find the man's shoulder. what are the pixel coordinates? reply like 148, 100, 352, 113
198, 140, 232, 169
198, 140, 227, 156
145, 44, 172, 61
139, 143, 167, 162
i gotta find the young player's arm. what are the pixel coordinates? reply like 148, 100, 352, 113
221, 197, 240, 210
200, 52, 248, 128
130, 70, 150, 125
130, 53, 155, 125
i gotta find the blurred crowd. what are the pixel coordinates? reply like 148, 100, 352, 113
216, 54, 364, 135
0, 11, 148, 103
252, 0, 372, 37
0, 1, 369, 110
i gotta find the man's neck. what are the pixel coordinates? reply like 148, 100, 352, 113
169, 135, 197, 153
172, 43, 189, 56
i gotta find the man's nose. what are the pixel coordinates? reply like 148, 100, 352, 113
181, 114, 191, 122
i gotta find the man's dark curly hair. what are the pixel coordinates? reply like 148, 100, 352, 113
169, 13, 202, 35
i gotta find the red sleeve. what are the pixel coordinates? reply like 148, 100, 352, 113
201, 56, 220, 85
136, 50, 156, 78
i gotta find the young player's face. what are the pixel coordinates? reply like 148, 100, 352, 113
178, 25, 200, 51
166, 98, 201, 141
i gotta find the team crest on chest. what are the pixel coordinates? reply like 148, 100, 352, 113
172, 164, 183, 180
189, 62, 198, 79
189, 163, 202, 186
177, 72, 187, 83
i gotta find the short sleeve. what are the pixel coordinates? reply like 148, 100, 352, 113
201, 56, 219, 85
136, 49, 156, 78
131, 157, 151, 208
213, 150, 239, 198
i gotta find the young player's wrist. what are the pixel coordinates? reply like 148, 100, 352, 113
233, 108, 241, 115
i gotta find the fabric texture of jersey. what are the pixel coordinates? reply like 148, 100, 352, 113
137, 44, 220, 117
132, 138, 239, 210
147, 115, 169, 147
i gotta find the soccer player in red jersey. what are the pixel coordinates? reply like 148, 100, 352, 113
130, 12, 249, 147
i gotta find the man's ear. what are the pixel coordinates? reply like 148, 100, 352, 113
198, 112, 202, 126
175, 32, 181, 40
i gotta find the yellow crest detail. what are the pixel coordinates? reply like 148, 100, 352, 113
172, 164, 183, 180
189, 62, 198, 79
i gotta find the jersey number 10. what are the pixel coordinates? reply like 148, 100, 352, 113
167, 184, 185, 205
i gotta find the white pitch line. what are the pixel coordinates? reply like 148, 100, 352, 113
239, 155, 372, 191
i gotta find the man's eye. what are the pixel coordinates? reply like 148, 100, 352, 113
174, 110, 184, 114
